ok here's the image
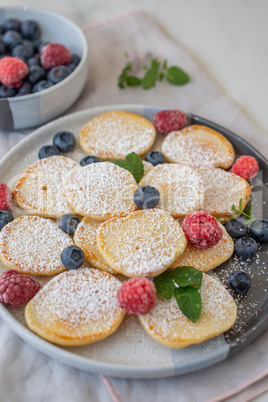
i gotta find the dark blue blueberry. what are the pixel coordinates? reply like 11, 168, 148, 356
61, 245, 85, 270
12, 43, 34, 59
15, 81, 32, 96
3, 19, 21, 32
38, 145, 60, 159
0, 41, 7, 55
0, 210, 14, 231
0, 85, 17, 98
145, 151, 165, 166
59, 214, 80, 236
67, 62, 77, 72
80, 156, 101, 166
0, 26, 5, 35
27, 55, 41, 67
38, 41, 50, 53
134, 185, 160, 209
70, 54, 81, 66
32, 80, 53, 92
250, 219, 268, 242
225, 219, 248, 239
21, 20, 41, 40
47, 65, 72, 84
53, 131, 76, 153
32, 38, 42, 52
228, 271, 251, 294
2, 30, 23, 48
28, 65, 46, 85
235, 237, 258, 259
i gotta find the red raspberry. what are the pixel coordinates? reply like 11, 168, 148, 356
117, 277, 156, 315
183, 211, 223, 250
153, 109, 187, 136
0, 57, 28, 88
0, 270, 40, 308
41, 43, 72, 69
0, 183, 13, 210
230, 155, 259, 181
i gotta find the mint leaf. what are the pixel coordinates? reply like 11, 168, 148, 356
142, 68, 159, 89
244, 205, 252, 217
172, 266, 203, 290
174, 287, 202, 323
231, 204, 236, 212
166, 66, 190, 85
125, 76, 142, 86
111, 159, 129, 170
118, 62, 132, 89
239, 198, 243, 211
153, 271, 174, 299
125, 152, 144, 183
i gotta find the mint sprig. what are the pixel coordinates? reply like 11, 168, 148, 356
153, 266, 203, 323
229, 198, 256, 224
111, 152, 144, 183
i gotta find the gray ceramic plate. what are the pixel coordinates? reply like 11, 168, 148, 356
0, 105, 267, 378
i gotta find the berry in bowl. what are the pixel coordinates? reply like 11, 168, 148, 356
0, 7, 89, 130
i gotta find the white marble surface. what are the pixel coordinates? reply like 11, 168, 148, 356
2, 0, 268, 138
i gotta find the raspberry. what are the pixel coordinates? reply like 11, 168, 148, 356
0, 183, 13, 210
117, 277, 156, 315
153, 109, 187, 136
41, 43, 72, 69
230, 155, 259, 181
182, 211, 223, 250
0, 270, 40, 308
0, 57, 28, 88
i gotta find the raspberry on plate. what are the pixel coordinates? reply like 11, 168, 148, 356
230, 155, 259, 181
0, 57, 28, 88
0, 183, 13, 210
117, 277, 156, 315
153, 109, 187, 136
182, 211, 223, 250
41, 43, 72, 69
0, 270, 40, 308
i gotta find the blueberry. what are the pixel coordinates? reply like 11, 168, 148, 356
3, 19, 21, 32
32, 38, 42, 52
225, 219, 248, 239
80, 156, 101, 166
61, 245, 85, 270
70, 54, 81, 66
0, 210, 14, 231
47, 65, 72, 84
67, 62, 77, 72
28, 65, 46, 85
27, 55, 41, 67
38, 145, 60, 159
235, 237, 258, 259
59, 214, 80, 236
21, 20, 41, 40
0, 26, 5, 35
250, 219, 268, 242
228, 271, 251, 294
0, 42, 7, 55
32, 80, 53, 93
145, 151, 165, 166
15, 81, 32, 96
134, 185, 160, 209
12, 43, 34, 59
53, 131, 76, 152
38, 41, 50, 53
2, 30, 23, 48
0, 85, 17, 98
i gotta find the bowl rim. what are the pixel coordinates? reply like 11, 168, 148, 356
0, 6, 89, 102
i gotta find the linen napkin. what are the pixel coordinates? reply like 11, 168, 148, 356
0, 10, 267, 402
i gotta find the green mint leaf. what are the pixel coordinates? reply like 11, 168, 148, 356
117, 62, 132, 89
231, 204, 237, 212
153, 271, 174, 299
163, 59, 168, 70
142, 68, 159, 89
166, 66, 190, 85
239, 198, 243, 211
151, 58, 160, 70
125, 152, 144, 183
174, 287, 202, 323
244, 205, 252, 217
172, 266, 203, 290
111, 159, 129, 170
125, 76, 142, 86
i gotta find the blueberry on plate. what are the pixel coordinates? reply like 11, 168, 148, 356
12, 43, 34, 60
225, 219, 248, 239
32, 80, 53, 93
0, 26, 5, 35
145, 151, 165, 166
3, 19, 21, 32
80, 156, 101, 166
250, 219, 268, 242
47, 65, 72, 84
0, 210, 14, 231
228, 271, 251, 294
59, 214, 80, 236
134, 185, 160, 209
27, 56, 40, 67
70, 54, 81, 66
61, 245, 85, 270
20, 20, 41, 40
0, 85, 17, 98
28, 65, 46, 85
2, 30, 23, 48
15, 81, 32, 96
53, 131, 76, 153
38, 145, 60, 159
67, 62, 77, 72
235, 237, 258, 259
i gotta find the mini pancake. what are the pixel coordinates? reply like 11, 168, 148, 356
161, 125, 235, 169
64, 162, 138, 221
139, 274, 237, 348
79, 111, 156, 160
96, 209, 187, 277
13, 156, 79, 218
0, 215, 73, 276
25, 268, 125, 346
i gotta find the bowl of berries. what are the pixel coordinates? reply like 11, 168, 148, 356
0, 7, 89, 130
